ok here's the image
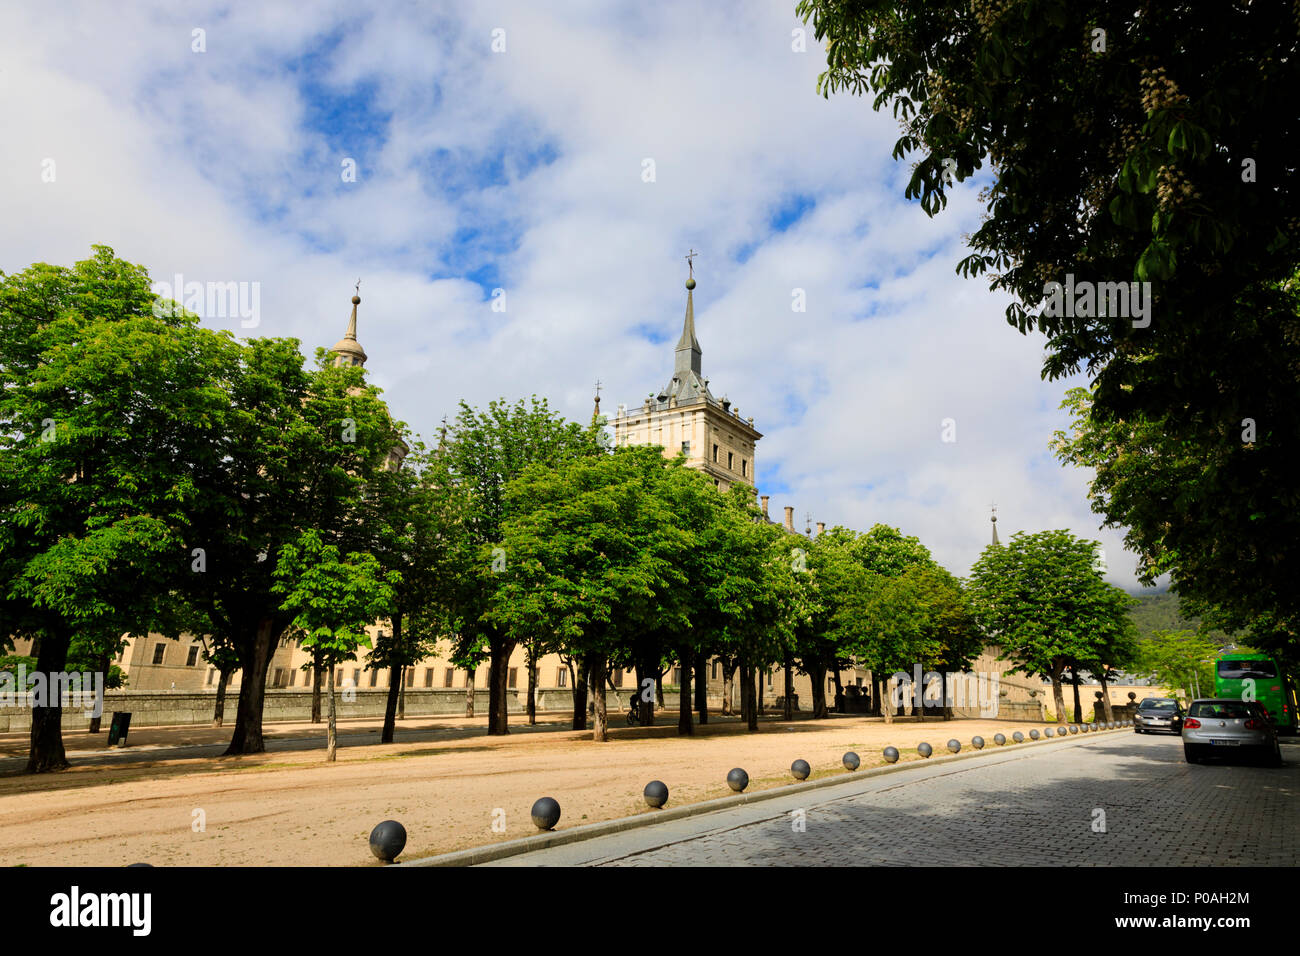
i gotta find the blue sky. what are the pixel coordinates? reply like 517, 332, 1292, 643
0, 0, 1150, 588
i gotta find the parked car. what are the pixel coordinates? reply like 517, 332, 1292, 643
1182, 699, 1282, 766
1134, 697, 1184, 735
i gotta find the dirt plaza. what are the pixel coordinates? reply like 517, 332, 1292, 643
0, 711, 1079, 866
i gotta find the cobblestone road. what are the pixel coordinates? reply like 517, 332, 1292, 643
498, 732, 1300, 867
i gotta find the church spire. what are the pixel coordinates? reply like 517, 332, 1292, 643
592, 379, 603, 426
330, 279, 368, 368
674, 250, 701, 376
990, 503, 1000, 546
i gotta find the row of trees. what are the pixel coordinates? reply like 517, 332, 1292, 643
3, 246, 1144, 772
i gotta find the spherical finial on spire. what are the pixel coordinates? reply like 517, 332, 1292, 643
351, 294, 361, 305
685, 277, 696, 290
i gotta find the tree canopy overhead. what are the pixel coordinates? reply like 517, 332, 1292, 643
798, 0, 1300, 649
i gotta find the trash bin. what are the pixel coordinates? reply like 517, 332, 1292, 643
108, 711, 132, 746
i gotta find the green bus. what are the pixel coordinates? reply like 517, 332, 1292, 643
1214, 653, 1299, 734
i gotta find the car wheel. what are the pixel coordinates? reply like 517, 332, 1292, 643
1183, 744, 1200, 764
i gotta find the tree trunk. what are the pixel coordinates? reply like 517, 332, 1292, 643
678, 650, 693, 735
87, 653, 109, 734
882, 673, 894, 724
738, 660, 760, 731
694, 654, 708, 724
569, 657, 587, 730
382, 661, 401, 744
1099, 672, 1115, 722
1071, 662, 1083, 723
465, 666, 475, 718
942, 671, 954, 720
635, 660, 655, 726
832, 668, 844, 713
26, 629, 71, 773
871, 673, 883, 716
757, 666, 765, 715
747, 664, 760, 731
214, 666, 231, 727
722, 661, 735, 716
656, 669, 666, 709
310, 657, 321, 723
783, 654, 794, 721
526, 643, 537, 726
224, 617, 281, 756
398, 668, 406, 720
809, 662, 829, 719
591, 657, 608, 742
326, 665, 338, 762
1051, 668, 1068, 724
487, 638, 513, 735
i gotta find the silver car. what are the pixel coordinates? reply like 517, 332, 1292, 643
1182, 698, 1282, 766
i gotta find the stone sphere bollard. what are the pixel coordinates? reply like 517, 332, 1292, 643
1044, 727, 1055, 737
369, 820, 407, 863
126, 863, 153, 868
1029, 729, 1040, 740
726, 768, 749, 792
993, 733, 1006, 746
883, 746, 900, 764
918, 742, 933, 758
971, 736, 985, 749
1012, 731, 1025, 743
1069, 725, 1080, 735
644, 780, 669, 809
947, 739, 961, 753
843, 751, 861, 771
531, 797, 561, 830
791, 759, 811, 780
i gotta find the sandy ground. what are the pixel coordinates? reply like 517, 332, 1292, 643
0, 710, 1072, 866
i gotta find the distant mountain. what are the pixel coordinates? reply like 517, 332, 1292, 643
1128, 592, 1233, 645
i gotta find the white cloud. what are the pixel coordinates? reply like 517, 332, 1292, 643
0, 0, 1145, 588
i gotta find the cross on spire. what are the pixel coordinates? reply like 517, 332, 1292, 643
685, 248, 698, 279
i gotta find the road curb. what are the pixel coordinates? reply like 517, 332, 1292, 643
398, 724, 1129, 867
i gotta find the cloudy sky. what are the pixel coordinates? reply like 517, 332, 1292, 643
0, 0, 1153, 590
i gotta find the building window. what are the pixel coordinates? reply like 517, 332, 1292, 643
186, 646, 199, 667
672, 667, 681, 685
368, 668, 378, 688
741, 459, 747, 477
444, 668, 455, 688
556, 668, 569, 688
289, 669, 297, 687
206, 668, 215, 686
768, 670, 774, 688
828, 677, 835, 693
612, 668, 623, 688
273, 668, 286, 688
728, 451, 734, 470
508, 667, 518, 689
712, 661, 719, 679
713, 443, 718, 462
681, 440, 690, 456
351, 668, 360, 687
402, 668, 412, 687
152, 644, 166, 665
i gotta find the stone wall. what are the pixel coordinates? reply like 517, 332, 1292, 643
0, 688, 684, 733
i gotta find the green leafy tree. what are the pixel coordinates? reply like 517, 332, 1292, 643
1052, 382, 1300, 656
434, 397, 601, 736
488, 445, 692, 741
1130, 628, 1220, 701
272, 530, 400, 761
967, 530, 1133, 724
0, 247, 228, 771
173, 340, 405, 756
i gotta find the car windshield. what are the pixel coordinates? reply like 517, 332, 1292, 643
1217, 659, 1277, 680
1139, 700, 1178, 711
1189, 702, 1254, 719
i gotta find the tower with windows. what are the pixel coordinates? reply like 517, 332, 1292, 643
609, 257, 761, 493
